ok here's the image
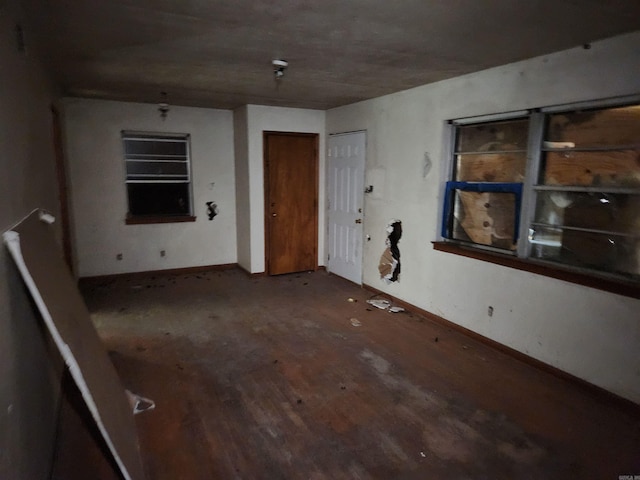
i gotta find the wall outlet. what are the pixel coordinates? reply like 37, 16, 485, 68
160, 250, 166, 257
488, 306, 494, 317
116, 253, 123, 261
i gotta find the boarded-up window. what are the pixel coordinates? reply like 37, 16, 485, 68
530, 105, 640, 280
443, 101, 640, 283
443, 118, 527, 251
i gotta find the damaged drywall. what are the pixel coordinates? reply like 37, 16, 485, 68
3, 210, 147, 480
378, 220, 402, 283
206, 201, 218, 220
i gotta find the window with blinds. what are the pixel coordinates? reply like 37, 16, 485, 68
122, 132, 193, 219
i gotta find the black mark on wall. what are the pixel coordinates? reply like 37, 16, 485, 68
206, 202, 218, 220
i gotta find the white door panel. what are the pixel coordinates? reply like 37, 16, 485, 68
327, 132, 365, 284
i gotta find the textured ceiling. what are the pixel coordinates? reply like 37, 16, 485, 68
22, 0, 640, 110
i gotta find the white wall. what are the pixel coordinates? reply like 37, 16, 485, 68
63, 98, 237, 277
326, 31, 640, 403
233, 106, 252, 272
238, 105, 326, 273
0, 0, 63, 477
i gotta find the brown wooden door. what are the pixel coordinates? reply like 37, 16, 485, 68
265, 132, 318, 275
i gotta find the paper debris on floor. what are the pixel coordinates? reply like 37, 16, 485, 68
366, 299, 391, 310
366, 298, 405, 313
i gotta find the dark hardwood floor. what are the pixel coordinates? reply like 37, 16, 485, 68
52, 269, 640, 479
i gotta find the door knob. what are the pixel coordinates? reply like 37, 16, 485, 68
355, 218, 362, 224
272, 213, 277, 217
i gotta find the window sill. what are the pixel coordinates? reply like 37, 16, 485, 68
432, 241, 639, 299
125, 215, 196, 225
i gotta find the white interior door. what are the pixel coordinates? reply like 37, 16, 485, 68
327, 131, 365, 284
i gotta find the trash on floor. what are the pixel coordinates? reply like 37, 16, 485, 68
366, 298, 391, 310
350, 318, 362, 327
366, 297, 406, 314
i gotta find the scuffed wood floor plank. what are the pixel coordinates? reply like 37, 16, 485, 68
53, 269, 640, 479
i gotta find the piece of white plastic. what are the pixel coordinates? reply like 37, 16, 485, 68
543, 141, 575, 149
38, 211, 56, 224
125, 390, 156, 415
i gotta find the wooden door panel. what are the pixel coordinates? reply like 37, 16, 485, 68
266, 133, 318, 275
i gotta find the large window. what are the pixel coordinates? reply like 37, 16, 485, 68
441, 99, 640, 285
122, 132, 194, 222
442, 117, 528, 251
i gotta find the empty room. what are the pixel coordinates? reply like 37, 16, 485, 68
2, 1, 639, 479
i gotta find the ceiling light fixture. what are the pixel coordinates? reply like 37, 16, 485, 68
158, 91, 169, 120
272, 59, 288, 80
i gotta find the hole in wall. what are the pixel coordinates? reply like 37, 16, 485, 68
378, 220, 402, 283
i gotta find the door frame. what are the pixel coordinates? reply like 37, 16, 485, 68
51, 105, 73, 271
263, 131, 319, 275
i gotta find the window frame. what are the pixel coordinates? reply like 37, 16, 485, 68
121, 131, 196, 224
441, 181, 524, 245
438, 95, 640, 297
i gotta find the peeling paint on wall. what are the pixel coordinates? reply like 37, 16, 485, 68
378, 220, 402, 283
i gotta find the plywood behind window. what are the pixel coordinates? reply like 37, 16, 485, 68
456, 152, 526, 182
543, 150, 640, 187
547, 106, 640, 147
456, 119, 529, 152
453, 191, 517, 250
